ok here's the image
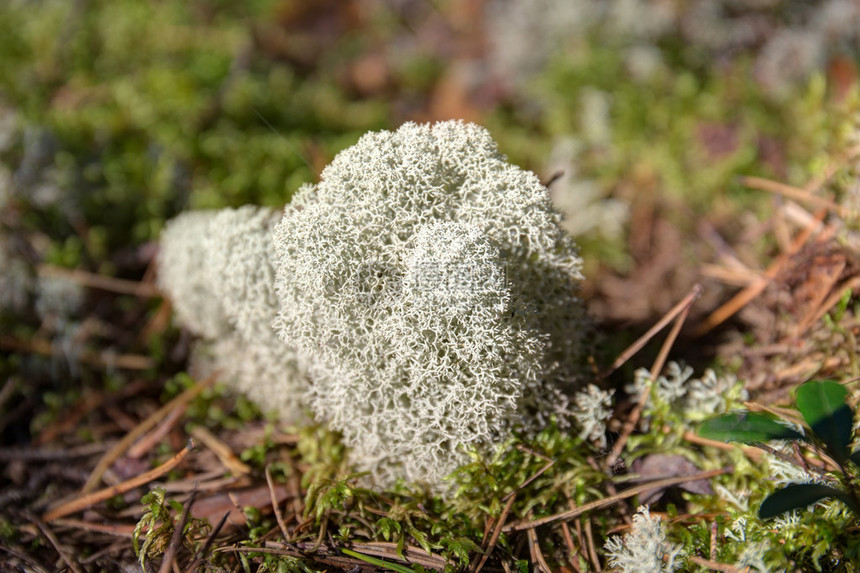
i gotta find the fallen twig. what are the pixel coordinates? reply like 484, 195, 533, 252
38, 264, 160, 298
82, 374, 215, 493
27, 513, 84, 573
190, 425, 251, 476
601, 284, 703, 378
502, 467, 730, 532
605, 285, 699, 469
266, 465, 290, 541
43, 441, 196, 522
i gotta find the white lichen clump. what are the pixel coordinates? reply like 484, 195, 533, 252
158, 211, 231, 340
604, 505, 685, 572
272, 121, 588, 489
159, 121, 589, 491
158, 206, 306, 421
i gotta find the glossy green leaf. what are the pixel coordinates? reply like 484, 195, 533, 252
851, 448, 860, 469
698, 412, 805, 444
759, 483, 853, 519
795, 380, 853, 461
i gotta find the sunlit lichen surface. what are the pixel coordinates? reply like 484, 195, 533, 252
2, 0, 860, 571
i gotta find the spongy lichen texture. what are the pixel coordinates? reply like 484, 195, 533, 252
272, 121, 589, 490
158, 206, 306, 421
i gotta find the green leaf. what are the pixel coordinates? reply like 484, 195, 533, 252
795, 380, 853, 461
698, 412, 805, 444
759, 483, 853, 519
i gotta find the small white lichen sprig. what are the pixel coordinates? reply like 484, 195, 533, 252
604, 505, 685, 573
272, 120, 590, 490
627, 361, 747, 423
158, 206, 307, 421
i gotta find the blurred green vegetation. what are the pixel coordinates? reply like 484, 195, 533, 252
0, 0, 390, 254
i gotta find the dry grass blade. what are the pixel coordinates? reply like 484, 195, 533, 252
350, 541, 451, 570
184, 511, 230, 573
27, 513, 84, 573
38, 263, 161, 298
694, 208, 826, 337
688, 555, 744, 572
53, 518, 136, 537
583, 518, 601, 572
502, 467, 730, 532
190, 425, 252, 476
0, 335, 154, 370
741, 176, 845, 217
43, 441, 196, 522
502, 445, 554, 502
699, 263, 761, 287
785, 275, 860, 343
265, 465, 290, 541
602, 284, 702, 378
471, 493, 516, 573
35, 380, 149, 445
560, 520, 582, 573
526, 511, 552, 573
127, 403, 188, 458
82, 374, 215, 493
682, 431, 762, 462
605, 286, 697, 469
0, 545, 51, 573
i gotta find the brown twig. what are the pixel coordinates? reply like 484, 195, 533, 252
503, 467, 730, 532
601, 284, 703, 378
82, 374, 215, 493
189, 425, 251, 476
38, 263, 161, 298
605, 287, 697, 469
471, 493, 516, 573
28, 513, 84, 573
266, 465, 290, 541
695, 208, 827, 337
740, 176, 846, 217
0, 335, 154, 370
43, 441, 196, 522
